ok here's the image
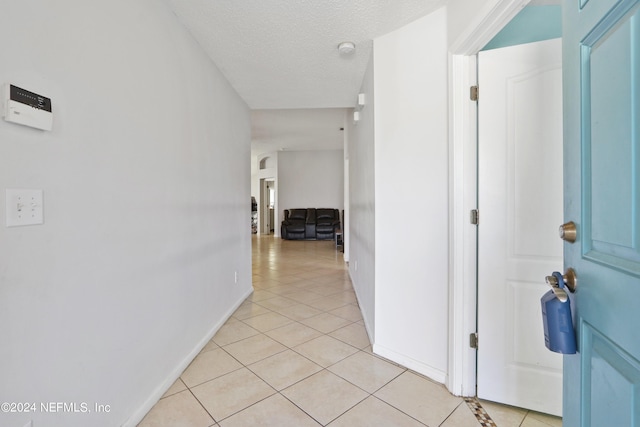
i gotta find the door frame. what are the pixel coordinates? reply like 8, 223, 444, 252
259, 178, 276, 235
447, 0, 530, 396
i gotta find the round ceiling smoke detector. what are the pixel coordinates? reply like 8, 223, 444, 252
338, 41, 356, 55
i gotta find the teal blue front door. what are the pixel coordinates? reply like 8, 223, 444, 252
563, 0, 640, 425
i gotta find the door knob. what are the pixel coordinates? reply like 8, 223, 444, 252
563, 268, 577, 292
545, 268, 578, 296
559, 221, 577, 243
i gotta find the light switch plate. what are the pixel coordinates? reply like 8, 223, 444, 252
6, 189, 44, 227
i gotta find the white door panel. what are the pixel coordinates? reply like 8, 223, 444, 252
477, 38, 563, 416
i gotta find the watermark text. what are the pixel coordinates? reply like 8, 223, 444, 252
1, 402, 111, 414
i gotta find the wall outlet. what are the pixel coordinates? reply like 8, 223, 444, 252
234, 271, 238, 284
23, 421, 33, 427
354, 260, 358, 271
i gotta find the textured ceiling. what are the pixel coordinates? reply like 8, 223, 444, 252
166, 0, 446, 110
165, 0, 445, 157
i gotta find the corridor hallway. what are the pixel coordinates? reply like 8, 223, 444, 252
139, 236, 562, 426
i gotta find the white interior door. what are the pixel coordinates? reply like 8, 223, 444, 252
477, 38, 564, 415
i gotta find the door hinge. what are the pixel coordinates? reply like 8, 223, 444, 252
470, 209, 479, 225
470, 85, 479, 101
470, 333, 478, 349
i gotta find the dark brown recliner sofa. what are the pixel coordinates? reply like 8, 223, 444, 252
281, 208, 340, 240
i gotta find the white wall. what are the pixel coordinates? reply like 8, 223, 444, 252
447, 0, 503, 47
372, 7, 450, 382
0, 2, 252, 427
277, 150, 344, 213
347, 54, 377, 341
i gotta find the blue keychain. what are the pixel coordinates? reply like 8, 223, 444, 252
541, 271, 577, 354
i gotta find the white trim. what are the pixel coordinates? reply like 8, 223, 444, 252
350, 268, 375, 348
449, 0, 530, 55
343, 110, 350, 262
255, 152, 278, 237
447, 53, 479, 397
124, 288, 253, 427
373, 343, 447, 384
447, 0, 529, 397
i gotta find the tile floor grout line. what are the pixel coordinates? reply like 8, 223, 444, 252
438, 401, 469, 427
363, 395, 430, 427
193, 332, 323, 425
204, 389, 279, 426
275, 390, 324, 426
185, 385, 219, 426
226, 312, 388, 424
322, 393, 370, 426
215, 317, 376, 424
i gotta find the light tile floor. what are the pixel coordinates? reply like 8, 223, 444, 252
139, 236, 563, 427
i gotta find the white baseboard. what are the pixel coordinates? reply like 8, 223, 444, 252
347, 256, 448, 387
122, 287, 253, 427
348, 268, 374, 347
373, 343, 447, 385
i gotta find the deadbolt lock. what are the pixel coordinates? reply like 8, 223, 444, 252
559, 221, 577, 243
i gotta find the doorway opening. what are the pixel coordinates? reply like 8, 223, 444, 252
260, 178, 275, 235
447, 0, 563, 417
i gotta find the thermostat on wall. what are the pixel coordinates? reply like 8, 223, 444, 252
3, 84, 53, 131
